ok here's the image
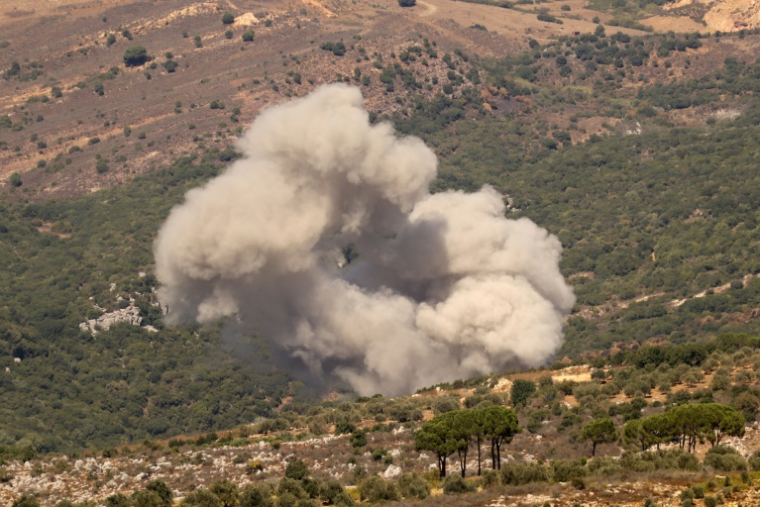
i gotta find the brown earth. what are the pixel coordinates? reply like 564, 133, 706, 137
0, 0, 665, 201
652, 0, 760, 33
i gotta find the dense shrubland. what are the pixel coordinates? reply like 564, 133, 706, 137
0, 155, 293, 453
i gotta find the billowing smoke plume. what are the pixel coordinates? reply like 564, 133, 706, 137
155, 84, 575, 396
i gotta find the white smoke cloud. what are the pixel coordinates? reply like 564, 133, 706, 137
154, 84, 575, 396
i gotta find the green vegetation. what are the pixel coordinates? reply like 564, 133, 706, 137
320, 42, 346, 57
6, 21, 760, 463
380, 30, 760, 358
0, 155, 293, 452
164, 60, 178, 73
579, 417, 617, 456
624, 404, 744, 453
123, 46, 149, 67
414, 406, 519, 477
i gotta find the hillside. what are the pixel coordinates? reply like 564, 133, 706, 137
3, 0, 760, 480
6, 335, 760, 506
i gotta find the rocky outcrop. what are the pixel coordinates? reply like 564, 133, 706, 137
703, 0, 760, 31
667, 0, 760, 32
79, 305, 142, 335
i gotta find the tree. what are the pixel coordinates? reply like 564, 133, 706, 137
641, 412, 674, 451
397, 473, 430, 500
123, 46, 149, 67
9, 172, 22, 187
222, 12, 235, 25
398, 0, 416, 6
579, 418, 617, 457
510, 379, 536, 407
106, 494, 132, 507
146, 481, 173, 507
132, 490, 166, 507
623, 419, 655, 452
210, 480, 239, 507
732, 391, 760, 421
449, 410, 476, 477
414, 413, 459, 478
285, 459, 309, 480
242, 30, 255, 42
704, 404, 745, 447
433, 396, 460, 415
180, 489, 222, 507
480, 406, 520, 470
239, 485, 273, 507
667, 403, 745, 452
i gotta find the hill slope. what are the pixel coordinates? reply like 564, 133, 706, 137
4, 0, 760, 457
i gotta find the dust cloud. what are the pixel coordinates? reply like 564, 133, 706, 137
154, 84, 575, 396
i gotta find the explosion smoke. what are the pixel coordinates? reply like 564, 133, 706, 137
154, 85, 575, 396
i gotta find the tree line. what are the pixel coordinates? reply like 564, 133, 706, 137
413, 406, 520, 478
624, 403, 745, 453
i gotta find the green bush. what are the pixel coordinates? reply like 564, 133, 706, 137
320, 42, 346, 57
133, 489, 166, 507
478, 469, 501, 489
587, 456, 624, 477
146, 481, 173, 506
499, 461, 550, 485
619, 450, 700, 472
239, 484, 273, 507
276, 493, 297, 507
442, 474, 473, 495
358, 475, 399, 502
349, 430, 366, 448
285, 459, 309, 480
12, 496, 39, 507
242, 30, 255, 42
397, 472, 431, 499
511, 379, 537, 406
319, 480, 352, 505
96, 159, 109, 174
123, 46, 149, 67
704, 495, 718, 507
210, 480, 239, 507
278, 478, 306, 500
551, 459, 588, 482
704, 445, 748, 471
749, 449, 760, 470
222, 12, 235, 24
105, 494, 131, 507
